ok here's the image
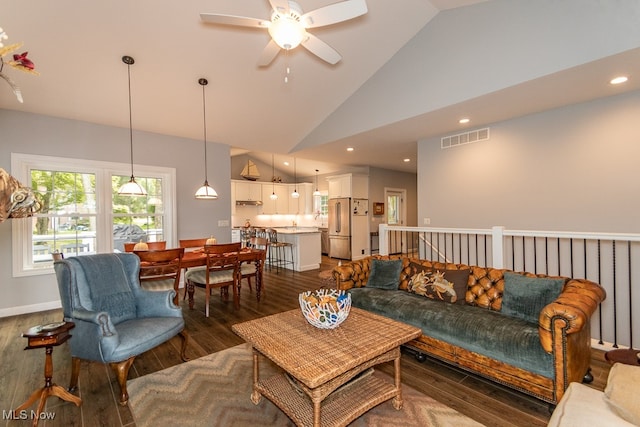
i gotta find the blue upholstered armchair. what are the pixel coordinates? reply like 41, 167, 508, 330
54, 253, 189, 405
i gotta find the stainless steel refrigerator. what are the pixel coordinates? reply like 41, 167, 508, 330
328, 197, 351, 259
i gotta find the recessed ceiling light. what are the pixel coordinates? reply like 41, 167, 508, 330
610, 76, 628, 85
346, 147, 354, 152
403, 158, 410, 162
459, 118, 470, 124
283, 161, 289, 166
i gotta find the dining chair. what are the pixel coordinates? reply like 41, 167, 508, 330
179, 238, 208, 249
178, 238, 208, 299
135, 248, 184, 306
240, 237, 269, 293
53, 253, 188, 405
184, 242, 241, 317
124, 241, 166, 252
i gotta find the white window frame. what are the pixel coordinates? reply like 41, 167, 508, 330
11, 153, 177, 277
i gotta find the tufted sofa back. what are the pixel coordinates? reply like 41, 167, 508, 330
333, 255, 569, 312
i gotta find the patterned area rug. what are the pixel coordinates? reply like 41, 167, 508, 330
128, 343, 484, 427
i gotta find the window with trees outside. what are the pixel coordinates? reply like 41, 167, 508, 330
11, 153, 176, 277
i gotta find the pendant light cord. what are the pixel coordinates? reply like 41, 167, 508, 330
126, 62, 134, 178
201, 79, 208, 184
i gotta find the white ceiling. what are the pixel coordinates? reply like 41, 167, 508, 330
2, 0, 639, 177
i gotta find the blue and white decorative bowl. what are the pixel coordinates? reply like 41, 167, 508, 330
299, 289, 351, 329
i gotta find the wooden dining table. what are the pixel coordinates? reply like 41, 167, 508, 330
181, 247, 267, 311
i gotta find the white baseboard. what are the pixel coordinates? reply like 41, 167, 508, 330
591, 338, 629, 352
0, 300, 62, 318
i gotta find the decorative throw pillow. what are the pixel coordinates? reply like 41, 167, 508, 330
438, 269, 471, 305
603, 362, 640, 425
366, 259, 403, 290
407, 262, 431, 294
407, 262, 470, 304
501, 272, 564, 324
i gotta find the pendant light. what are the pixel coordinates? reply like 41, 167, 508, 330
270, 154, 278, 200
118, 56, 147, 196
313, 169, 321, 196
291, 157, 299, 198
194, 78, 218, 200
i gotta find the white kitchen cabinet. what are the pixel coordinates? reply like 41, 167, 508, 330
234, 181, 262, 202
328, 174, 368, 199
261, 183, 289, 214
273, 229, 321, 271
328, 174, 351, 198
289, 183, 312, 214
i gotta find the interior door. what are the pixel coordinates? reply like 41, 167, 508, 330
385, 188, 406, 254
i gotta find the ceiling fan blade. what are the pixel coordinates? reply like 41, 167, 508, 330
301, 33, 342, 65
200, 13, 269, 28
269, 0, 290, 15
302, 0, 368, 28
257, 40, 282, 67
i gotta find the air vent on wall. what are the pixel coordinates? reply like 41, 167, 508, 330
441, 127, 490, 149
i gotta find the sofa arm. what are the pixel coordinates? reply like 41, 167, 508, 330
333, 259, 371, 290
539, 278, 606, 353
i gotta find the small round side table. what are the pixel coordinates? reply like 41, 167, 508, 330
604, 348, 640, 366
13, 321, 82, 426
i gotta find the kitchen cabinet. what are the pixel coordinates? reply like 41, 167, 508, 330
328, 174, 368, 199
289, 183, 313, 214
259, 182, 313, 215
234, 181, 262, 202
328, 174, 350, 198
261, 183, 289, 214
273, 228, 321, 271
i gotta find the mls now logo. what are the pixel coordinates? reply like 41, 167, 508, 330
2, 410, 56, 421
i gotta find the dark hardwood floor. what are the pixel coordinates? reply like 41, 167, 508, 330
0, 256, 610, 427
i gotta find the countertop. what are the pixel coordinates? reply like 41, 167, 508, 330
274, 227, 320, 234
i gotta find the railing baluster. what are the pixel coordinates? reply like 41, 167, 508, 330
557, 238, 561, 276
612, 241, 618, 348
598, 239, 604, 346
629, 242, 633, 349
545, 237, 549, 275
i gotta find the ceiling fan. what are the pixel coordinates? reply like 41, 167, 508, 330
200, 0, 368, 66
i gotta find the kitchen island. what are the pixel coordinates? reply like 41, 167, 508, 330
272, 227, 321, 272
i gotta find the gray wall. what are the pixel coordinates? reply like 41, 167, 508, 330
0, 109, 231, 315
417, 90, 640, 232
368, 167, 417, 229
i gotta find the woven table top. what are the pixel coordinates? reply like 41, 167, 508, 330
232, 307, 421, 389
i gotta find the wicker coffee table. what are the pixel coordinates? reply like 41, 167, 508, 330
232, 307, 422, 427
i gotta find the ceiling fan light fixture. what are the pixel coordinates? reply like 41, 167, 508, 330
268, 16, 305, 50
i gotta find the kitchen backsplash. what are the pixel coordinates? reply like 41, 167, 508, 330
232, 205, 328, 228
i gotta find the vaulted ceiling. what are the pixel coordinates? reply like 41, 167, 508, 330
2, 1, 639, 177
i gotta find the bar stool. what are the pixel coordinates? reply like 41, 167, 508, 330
266, 228, 294, 273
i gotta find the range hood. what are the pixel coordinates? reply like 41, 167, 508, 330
235, 200, 263, 206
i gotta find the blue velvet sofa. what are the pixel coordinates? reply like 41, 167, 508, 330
333, 255, 606, 405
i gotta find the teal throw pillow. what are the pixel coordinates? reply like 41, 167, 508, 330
501, 272, 565, 324
366, 259, 403, 290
